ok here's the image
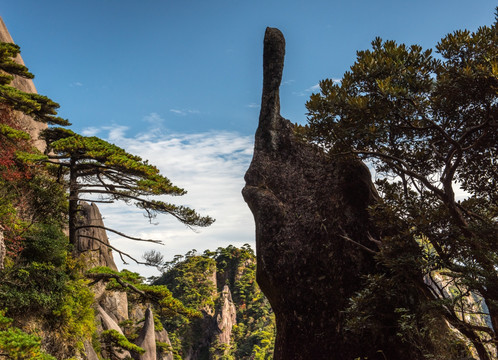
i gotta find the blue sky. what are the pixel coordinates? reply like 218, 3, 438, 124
2, 1, 496, 276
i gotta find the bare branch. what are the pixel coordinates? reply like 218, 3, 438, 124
76, 225, 163, 244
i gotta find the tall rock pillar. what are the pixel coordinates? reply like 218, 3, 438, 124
243, 28, 418, 360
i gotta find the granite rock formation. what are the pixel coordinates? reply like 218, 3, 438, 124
242, 27, 416, 360
75, 202, 119, 271
155, 328, 174, 360
215, 285, 237, 345
133, 307, 157, 360
0, 16, 47, 152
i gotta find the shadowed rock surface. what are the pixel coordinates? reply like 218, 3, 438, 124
242, 27, 418, 360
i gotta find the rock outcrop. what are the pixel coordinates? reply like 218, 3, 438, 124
242, 27, 415, 360
155, 328, 174, 360
215, 285, 237, 345
75, 202, 119, 271
0, 16, 47, 152
97, 304, 132, 360
133, 307, 156, 360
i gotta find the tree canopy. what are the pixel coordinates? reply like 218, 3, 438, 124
41, 127, 214, 252
304, 11, 497, 360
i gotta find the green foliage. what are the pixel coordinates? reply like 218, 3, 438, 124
305, 9, 497, 359
0, 42, 68, 126
22, 223, 68, 265
0, 310, 56, 360
87, 267, 201, 319
157, 253, 217, 309
155, 246, 275, 360
101, 329, 145, 354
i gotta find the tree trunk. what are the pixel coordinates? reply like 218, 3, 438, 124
68, 158, 78, 246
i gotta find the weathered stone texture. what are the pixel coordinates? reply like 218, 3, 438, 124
155, 329, 174, 360
215, 285, 237, 345
75, 202, 119, 271
242, 27, 413, 360
133, 307, 157, 360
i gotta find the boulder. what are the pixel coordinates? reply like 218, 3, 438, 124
83, 340, 100, 360
133, 307, 156, 360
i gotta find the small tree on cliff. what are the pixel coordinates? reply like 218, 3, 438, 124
42, 127, 214, 259
304, 13, 497, 359
0, 42, 69, 126
0, 41, 69, 257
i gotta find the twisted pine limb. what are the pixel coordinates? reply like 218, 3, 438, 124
75, 225, 164, 244
77, 234, 149, 265
86, 272, 148, 298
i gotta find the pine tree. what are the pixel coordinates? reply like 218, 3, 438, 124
42, 127, 214, 259
304, 11, 497, 359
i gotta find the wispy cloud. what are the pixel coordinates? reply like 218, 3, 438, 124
293, 79, 341, 97
84, 127, 255, 277
169, 109, 200, 116
70, 81, 83, 87
293, 83, 320, 97
306, 84, 321, 92
142, 112, 164, 124
81, 127, 101, 136
246, 103, 260, 109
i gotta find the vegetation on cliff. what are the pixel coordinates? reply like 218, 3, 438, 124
154, 245, 275, 360
0, 38, 215, 359
304, 11, 497, 359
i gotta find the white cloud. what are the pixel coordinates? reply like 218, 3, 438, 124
306, 84, 321, 92
293, 79, 341, 97
142, 112, 164, 124
293, 83, 320, 97
81, 127, 101, 136
169, 109, 200, 116
70, 81, 83, 87
85, 127, 255, 278
246, 103, 259, 108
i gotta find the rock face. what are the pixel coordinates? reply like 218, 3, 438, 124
155, 329, 174, 360
133, 307, 156, 360
97, 305, 132, 360
0, 16, 47, 152
75, 202, 119, 271
242, 28, 410, 360
215, 285, 237, 345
